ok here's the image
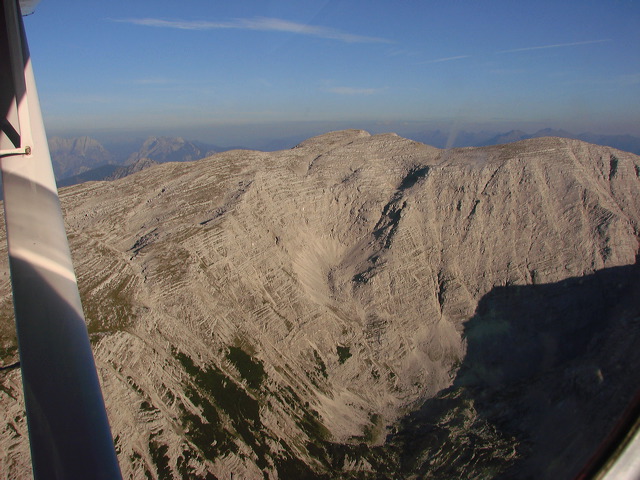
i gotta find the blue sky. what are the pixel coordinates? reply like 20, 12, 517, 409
23, 1, 640, 146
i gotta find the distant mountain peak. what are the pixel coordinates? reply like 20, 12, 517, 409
531, 127, 577, 138
126, 136, 212, 165
48, 135, 113, 179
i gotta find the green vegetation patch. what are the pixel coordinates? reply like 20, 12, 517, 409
172, 351, 237, 459
226, 346, 266, 390
0, 345, 18, 366
363, 414, 384, 444
313, 349, 328, 379
173, 348, 261, 426
83, 274, 137, 334
172, 348, 273, 468
609, 154, 619, 179
149, 438, 172, 479
172, 347, 400, 478
273, 449, 329, 480
298, 409, 331, 442
337, 345, 352, 364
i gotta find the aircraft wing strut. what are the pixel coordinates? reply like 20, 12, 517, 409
0, 1, 122, 478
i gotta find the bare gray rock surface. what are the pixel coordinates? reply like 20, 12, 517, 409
0, 130, 639, 478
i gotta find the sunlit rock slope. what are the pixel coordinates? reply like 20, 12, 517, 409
0, 130, 639, 479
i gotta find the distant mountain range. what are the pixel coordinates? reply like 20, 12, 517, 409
56, 158, 160, 188
48, 136, 114, 180
49, 136, 222, 187
124, 136, 218, 166
405, 128, 640, 154
50, 129, 640, 188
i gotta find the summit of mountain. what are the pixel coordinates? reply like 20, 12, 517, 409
477, 128, 640, 156
479, 129, 529, 146
532, 127, 577, 138
2, 130, 639, 479
48, 135, 114, 179
125, 136, 218, 165
404, 128, 640, 155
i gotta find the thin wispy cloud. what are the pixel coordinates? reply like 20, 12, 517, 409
112, 17, 392, 44
424, 55, 471, 64
326, 86, 382, 95
497, 39, 611, 54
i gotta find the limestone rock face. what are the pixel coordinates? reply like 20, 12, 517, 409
0, 130, 639, 479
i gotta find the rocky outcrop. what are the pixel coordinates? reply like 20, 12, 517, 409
0, 130, 639, 479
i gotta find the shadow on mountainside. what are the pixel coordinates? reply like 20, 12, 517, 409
389, 260, 640, 480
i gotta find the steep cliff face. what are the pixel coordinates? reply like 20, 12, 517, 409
0, 131, 638, 479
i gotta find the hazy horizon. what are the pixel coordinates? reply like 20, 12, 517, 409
24, 1, 640, 147
45, 118, 640, 153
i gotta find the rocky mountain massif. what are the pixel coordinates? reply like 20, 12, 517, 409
50, 135, 219, 186
48, 135, 115, 179
125, 136, 217, 166
0, 130, 639, 479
